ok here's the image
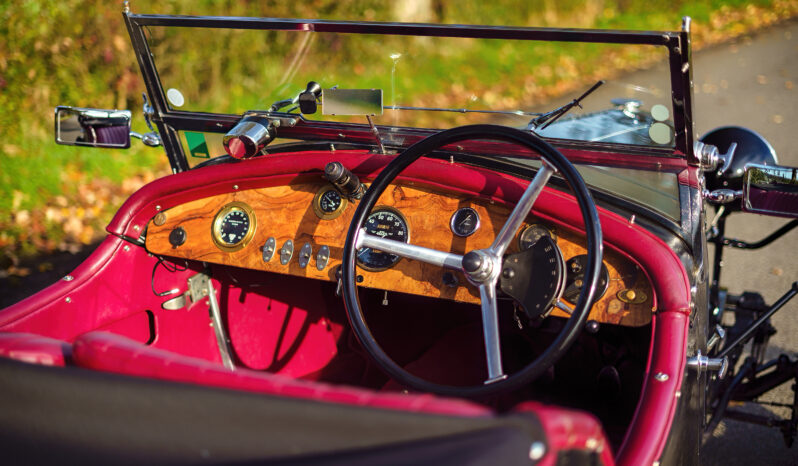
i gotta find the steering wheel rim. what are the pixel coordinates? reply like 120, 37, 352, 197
342, 124, 603, 398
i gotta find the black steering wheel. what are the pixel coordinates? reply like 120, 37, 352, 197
342, 125, 603, 397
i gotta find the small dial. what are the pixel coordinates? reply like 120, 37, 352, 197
313, 186, 348, 220
562, 254, 610, 304
357, 207, 409, 271
450, 207, 480, 237
219, 210, 250, 245
518, 224, 557, 250
320, 189, 342, 212
212, 202, 256, 252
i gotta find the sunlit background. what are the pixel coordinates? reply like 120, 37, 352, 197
1, 0, 795, 268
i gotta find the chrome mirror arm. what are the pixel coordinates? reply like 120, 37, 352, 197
130, 131, 162, 147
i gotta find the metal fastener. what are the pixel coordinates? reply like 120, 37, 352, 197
123, 245, 130, 252
654, 372, 669, 382
65, 297, 72, 303
62, 275, 74, 282
233, 185, 239, 190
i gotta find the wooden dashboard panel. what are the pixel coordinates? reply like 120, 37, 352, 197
145, 180, 653, 326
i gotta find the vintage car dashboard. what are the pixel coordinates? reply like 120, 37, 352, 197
145, 178, 654, 327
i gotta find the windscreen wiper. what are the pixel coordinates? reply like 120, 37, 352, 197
527, 80, 604, 131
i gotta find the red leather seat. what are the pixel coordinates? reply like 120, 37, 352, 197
0, 332, 71, 366
71, 331, 492, 417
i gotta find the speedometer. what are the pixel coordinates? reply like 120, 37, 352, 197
357, 207, 409, 271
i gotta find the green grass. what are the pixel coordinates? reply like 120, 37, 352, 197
0, 0, 793, 261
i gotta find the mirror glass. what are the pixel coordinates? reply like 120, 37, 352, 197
55, 106, 131, 148
743, 163, 798, 218
322, 89, 383, 116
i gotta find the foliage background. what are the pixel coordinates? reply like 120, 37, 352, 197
0, 0, 796, 275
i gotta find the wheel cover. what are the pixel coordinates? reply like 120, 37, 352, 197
342, 124, 603, 397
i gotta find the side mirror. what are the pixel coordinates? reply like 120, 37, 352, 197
742, 164, 798, 218
54, 106, 131, 149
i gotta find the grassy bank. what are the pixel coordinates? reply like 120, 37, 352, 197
1, 0, 796, 273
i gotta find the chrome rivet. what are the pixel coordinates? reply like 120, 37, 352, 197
133, 225, 140, 231
155, 205, 161, 211
65, 297, 72, 303
62, 275, 74, 282
529, 441, 546, 460
233, 185, 239, 190
123, 245, 130, 252
654, 372, 669, 382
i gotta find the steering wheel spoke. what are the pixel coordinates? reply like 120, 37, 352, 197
479, 283, 507, 383
356, 229, 464, 270
489, 160, 556, 257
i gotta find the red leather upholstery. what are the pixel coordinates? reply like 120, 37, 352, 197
0, 332, 71, 366
515, 401, 615, 466
72, 331, 491, 417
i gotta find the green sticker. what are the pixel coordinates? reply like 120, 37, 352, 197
185, 131, 210, 159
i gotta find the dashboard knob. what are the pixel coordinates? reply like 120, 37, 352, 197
169, 227, 186, 248
324, 162, 365, 199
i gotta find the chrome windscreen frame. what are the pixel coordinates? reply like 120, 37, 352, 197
121, 7, 696, 173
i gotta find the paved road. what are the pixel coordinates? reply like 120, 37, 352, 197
694, 19, 798, 466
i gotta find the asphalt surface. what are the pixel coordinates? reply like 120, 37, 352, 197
693, 19, 798, 466
1, 17, 797, 466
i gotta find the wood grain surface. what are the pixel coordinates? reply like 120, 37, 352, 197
145, 180, 653, 326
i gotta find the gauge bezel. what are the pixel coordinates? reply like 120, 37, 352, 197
517, 223, 557, 250
312, 186, 348, 220
357, 206, 410, 272
211, 201, 257, 252
449, 207, 481, 237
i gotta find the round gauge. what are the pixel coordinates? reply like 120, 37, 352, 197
562, 254, 610, 304
518, 224, 557, 250
212, 202, 256, 252
313, 186, 347, 220
357, 207, 409, 271
450, 207, 480, 237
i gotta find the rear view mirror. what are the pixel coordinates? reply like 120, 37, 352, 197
742, 164, 798, 218
54, 106, 131, 148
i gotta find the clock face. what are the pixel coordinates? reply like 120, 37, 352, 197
218, 209, 250, 245
212, 202, 256, 252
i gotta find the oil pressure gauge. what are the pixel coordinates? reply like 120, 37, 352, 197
450, 207, 480, 237
313, 186, 348, 220
212, 201, 257, 252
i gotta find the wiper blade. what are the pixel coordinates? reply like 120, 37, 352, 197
527, 80, 604, 131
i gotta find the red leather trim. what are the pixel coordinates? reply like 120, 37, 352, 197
72, 331, 492, 417
0, 332, 72, 366
102, 149, 692, 463
616, 312, 688, 466
0, 235, 127, 330
515, 401, 615, 466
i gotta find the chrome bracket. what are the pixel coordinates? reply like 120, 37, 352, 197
188, 271, 235, 370
687, 350, 728, 379
702, 188, 742, 205
695, 141, 737, 175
